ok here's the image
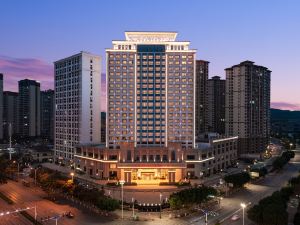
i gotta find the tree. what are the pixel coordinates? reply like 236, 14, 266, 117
247, 204, 263, 224
169, 195, 183, 210
0, 156, 9, 184
248, 189, 289, 225
294, 212, 300, 225
262, 204, 288, 225
224, 172, 250, 188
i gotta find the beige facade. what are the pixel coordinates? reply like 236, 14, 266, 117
74, 136, 238, 184
225, 61, 271, 155
106, 32, 196, 150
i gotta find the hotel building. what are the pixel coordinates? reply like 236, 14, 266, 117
105, 32, 196, 150
54, 52, 101, 160
225, 61, 271, 155
74, 32, 238, 184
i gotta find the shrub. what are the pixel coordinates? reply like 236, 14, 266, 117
169, 186, 217, 209
224, 172, 250, 188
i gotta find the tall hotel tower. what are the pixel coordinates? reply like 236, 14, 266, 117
106, 32, 196, 150
225, 61, 271, 155
54, 52, 101, 160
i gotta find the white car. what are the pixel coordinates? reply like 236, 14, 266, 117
231, 214, 240, 221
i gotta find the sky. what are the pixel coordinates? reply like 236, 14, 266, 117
0, 0, 300, 110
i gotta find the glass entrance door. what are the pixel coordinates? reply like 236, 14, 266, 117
141, 172, 155, 181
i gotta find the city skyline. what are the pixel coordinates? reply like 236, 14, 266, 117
1, 0, 300, 110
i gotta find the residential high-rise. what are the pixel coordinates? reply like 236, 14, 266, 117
3, 91, 18, 139
106, 32, 196, 150
207, 76, 225, 134
0, 74, 3, 140
225, 61, 271, 155
54, 52, 101, 160
41, 89, 54, 141
195, 60, 209, 139
18, 79, 40, 137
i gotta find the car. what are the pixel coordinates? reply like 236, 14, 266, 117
231, 214, 240, 221
66, 211, 74, 218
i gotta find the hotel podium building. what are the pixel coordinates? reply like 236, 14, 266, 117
74, 32, 238, 184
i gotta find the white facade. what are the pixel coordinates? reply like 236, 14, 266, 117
54, 52, 101, 160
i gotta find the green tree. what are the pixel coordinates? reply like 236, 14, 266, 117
294, 212, 300, 225
247, 204, 263, 224
262, 204, 288, 225
224, 172, 250, 188
169, 195, 183, 210
0, 156, 9, 184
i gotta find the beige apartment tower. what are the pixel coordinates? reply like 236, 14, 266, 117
225, 61, 271, 155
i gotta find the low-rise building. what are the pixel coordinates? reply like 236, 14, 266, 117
74, 136, 238, 184
26, 145, 53, 163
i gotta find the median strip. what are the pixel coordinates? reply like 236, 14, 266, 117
0, 190, 42, 225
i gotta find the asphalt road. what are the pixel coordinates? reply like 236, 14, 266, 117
193, 151, 300, 225
0, 151, 299, 225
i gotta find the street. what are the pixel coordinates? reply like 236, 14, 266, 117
0, 151, 299, 225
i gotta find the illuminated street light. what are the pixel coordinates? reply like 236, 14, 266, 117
132, 197, 135, 218
241, 203, 246, 225
119, 180, 125, 220
159, 193, 162, 219
70, 172, 74, 182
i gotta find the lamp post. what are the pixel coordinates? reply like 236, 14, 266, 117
159, 193, 163, 219
219, 197, 223, 209
241, 203, 246, 225
290, 143, 293, 150
13, 161, 20, 180
132, 197, 135, 218
70, 172, 74, 182
119, 180, 125, 220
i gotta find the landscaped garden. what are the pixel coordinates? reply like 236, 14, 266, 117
32, 167, 119, 211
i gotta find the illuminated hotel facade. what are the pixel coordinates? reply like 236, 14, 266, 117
106, 32, 196, 149
74, 32, 238, 184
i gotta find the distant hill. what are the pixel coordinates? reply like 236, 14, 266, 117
271, 108, 300, 120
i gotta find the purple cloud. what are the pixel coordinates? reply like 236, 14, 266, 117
271, 102, 300, 111
0, 55, 107, 111
0, 55, 54, 91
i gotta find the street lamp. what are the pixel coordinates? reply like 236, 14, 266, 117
119, 180, 125, 220
132, 197, 135, 218
219, 197, 223, 209
70, 172, 74, 182
290, 143, 293, 150
159, 193, 162, 219
13, 161, 20, 180
241, 203, 246, 225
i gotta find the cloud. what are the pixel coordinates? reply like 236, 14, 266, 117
0, 55, 107, 111
0, 55, 54, 91
271, 102, 300, 111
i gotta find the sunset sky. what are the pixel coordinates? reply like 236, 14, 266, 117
0, 0, 300, 110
